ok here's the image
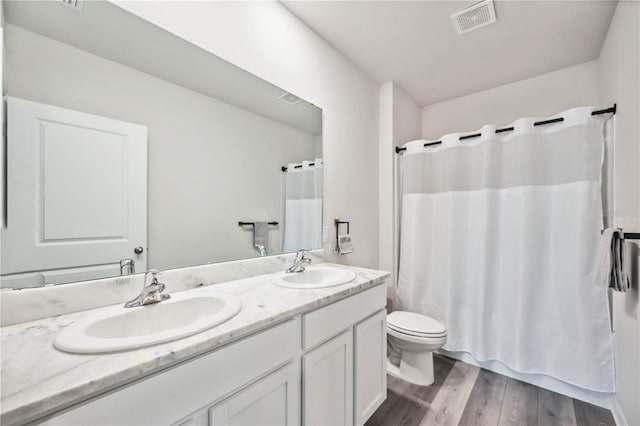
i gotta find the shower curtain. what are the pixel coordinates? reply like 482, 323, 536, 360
282, 159, 323, 253
397, 107, 615, 392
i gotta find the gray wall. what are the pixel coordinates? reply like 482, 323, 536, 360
5, 24, 318, 270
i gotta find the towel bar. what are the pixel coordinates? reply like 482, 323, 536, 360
238, 221, 278, 228
601, 229, 640, 240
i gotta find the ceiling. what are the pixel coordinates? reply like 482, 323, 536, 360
4, 0, 322, 135
281, 0, 618, 106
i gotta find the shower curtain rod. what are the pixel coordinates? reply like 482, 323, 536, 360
395, 104, 617, 154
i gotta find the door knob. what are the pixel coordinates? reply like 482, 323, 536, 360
134, 246, 144, 255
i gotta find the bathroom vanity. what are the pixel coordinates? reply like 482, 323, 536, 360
0, 262, 389, 426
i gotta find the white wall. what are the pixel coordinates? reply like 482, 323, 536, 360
314, 134, 323, 158
421, 60, 600, 139
598, 2, 640, 424
393, 86, 422, 148
379, 83, 394, 302
0, 4, 4, 230
5, 24, 317, 270
379, 82, 421, 306
112, 1, 381, 269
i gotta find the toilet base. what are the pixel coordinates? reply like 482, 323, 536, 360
386, 358, 401, 378
386, 351, 435, 386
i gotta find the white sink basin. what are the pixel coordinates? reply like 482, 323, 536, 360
272, 266, 356, 289
54, 290, 242, 354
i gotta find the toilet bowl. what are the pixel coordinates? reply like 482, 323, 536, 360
386, 311, 447, 386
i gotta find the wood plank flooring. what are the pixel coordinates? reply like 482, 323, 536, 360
366, 355, 615, 426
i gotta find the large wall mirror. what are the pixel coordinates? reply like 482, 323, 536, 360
1, 1, 323, 289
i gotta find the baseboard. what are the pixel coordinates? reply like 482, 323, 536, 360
612, 400, 628, 426
439, 350, 616, 409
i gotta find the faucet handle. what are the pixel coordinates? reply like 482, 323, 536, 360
296, 249, 310, 257
286, 250, 312, 273
143, 269, 170, 303
144, 269, 160, 282
120, 258, 135, 275
124, 269, 169, 308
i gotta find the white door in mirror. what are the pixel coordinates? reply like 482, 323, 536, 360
54, 290, 241, 354
2, 97, 148, 276
272, 266, 356, 289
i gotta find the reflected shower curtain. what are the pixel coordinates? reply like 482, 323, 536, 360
283, 159, 323, 252
397, 107, 615, 392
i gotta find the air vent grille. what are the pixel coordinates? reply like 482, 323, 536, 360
57, 0, 84, 12
451, 0, 496, 35
278, 92, 303, 105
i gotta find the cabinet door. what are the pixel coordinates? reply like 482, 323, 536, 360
302, 329, 353, 426
209, 362, 300, 426
354, 310, 387, 426
2, 97, 147, 275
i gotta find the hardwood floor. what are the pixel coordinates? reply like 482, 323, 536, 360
366, 355, 615, 426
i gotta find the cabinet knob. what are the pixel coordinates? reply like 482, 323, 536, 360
134, 246, 144, 255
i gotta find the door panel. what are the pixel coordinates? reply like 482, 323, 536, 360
209, 362, 300, 426
2, 97, 147, 274
42, 120, 128, 240
302, 329, 353, 426
354, 310, 387, 426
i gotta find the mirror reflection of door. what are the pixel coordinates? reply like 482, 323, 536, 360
1, 97, 148, 289
1, 0, 322, 290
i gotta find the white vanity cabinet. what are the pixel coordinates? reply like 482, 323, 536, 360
41, 320, 300, 426
301, 284, 387, 426
38, 284, 387, 426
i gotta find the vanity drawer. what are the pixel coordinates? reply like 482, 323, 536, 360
302, 284, 386, 350
40, 318, 299, 426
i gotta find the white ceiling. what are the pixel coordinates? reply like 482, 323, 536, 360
281, 0, 618, 106
4, 0, 322, 135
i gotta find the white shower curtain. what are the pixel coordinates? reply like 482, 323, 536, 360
397, 107, 615, 393
282, 159, 323, 253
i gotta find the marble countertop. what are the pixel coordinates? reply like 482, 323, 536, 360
0, 263, 389, 426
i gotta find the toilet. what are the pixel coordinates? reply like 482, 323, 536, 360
386, 311, 447, 386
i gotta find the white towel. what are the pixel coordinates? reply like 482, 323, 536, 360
253, 222, 269, 256
336, 234, 353, 255
596, 229, 630, 292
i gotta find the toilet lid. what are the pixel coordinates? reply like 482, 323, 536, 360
387, 323, 447, 338
387, 311, 446, 335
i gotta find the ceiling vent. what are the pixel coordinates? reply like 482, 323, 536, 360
278, 92, 303, 106
57, 0, 84, 12
451, 0, 497, 35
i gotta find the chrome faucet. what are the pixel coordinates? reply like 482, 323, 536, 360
286, 250, 311, 273
255, 244, 267, 257
124, 269, 170, 308
120, 258, 135, 275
